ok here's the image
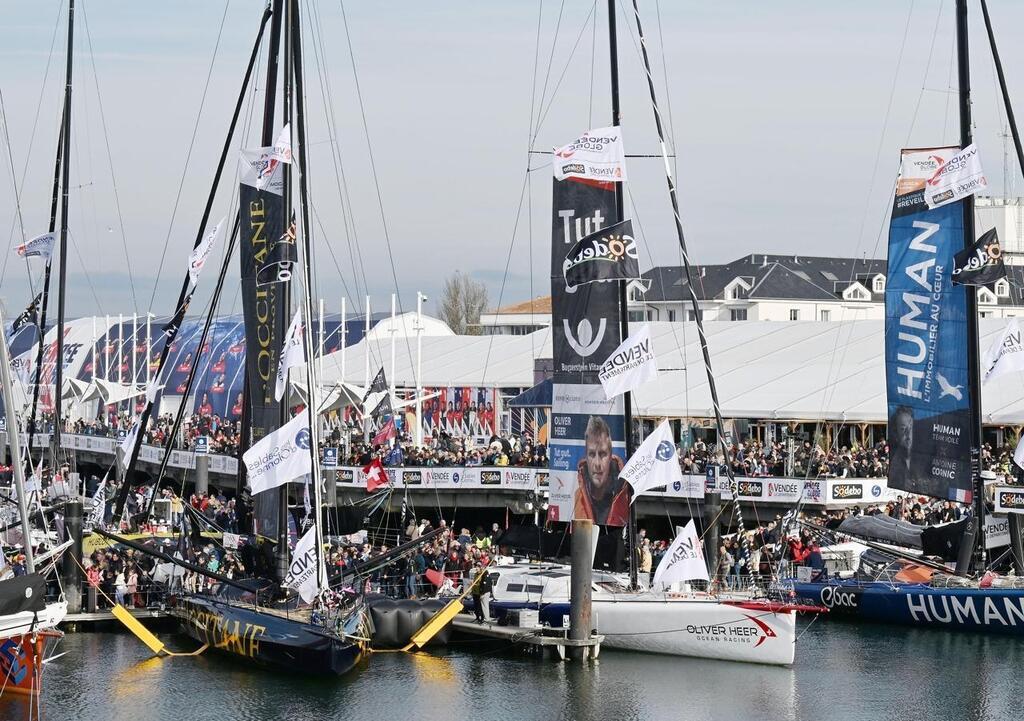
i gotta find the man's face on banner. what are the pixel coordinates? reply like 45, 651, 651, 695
586, 430, 612, 492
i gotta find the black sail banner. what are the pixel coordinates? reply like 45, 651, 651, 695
885, 147, 973, 502
239, 165, 288, 537
562, 218, 639, 289
256, 211, 297, 286
548, 177, 627, 526
952, 228, 1006, 286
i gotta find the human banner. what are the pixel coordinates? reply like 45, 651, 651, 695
548, 172, 626, 525
885, 147, 973, 502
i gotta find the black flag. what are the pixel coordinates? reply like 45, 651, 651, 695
562, 218, 639, 289
952, 228, 1006, 286
10, 292, 42, 333
370, 392, 393, 420
256, 211, 297, 286
362, 367, 388, 403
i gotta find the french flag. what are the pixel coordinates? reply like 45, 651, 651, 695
950, 487, 972, 504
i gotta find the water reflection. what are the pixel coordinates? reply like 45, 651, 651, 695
30, 620, 1021, 721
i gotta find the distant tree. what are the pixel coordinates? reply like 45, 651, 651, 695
438, 272, 488, 335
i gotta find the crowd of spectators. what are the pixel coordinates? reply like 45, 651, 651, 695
345, 431, 548, 469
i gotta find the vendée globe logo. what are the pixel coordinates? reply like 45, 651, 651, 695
656, 441, 675, 462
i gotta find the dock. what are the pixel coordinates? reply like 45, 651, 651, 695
450, 615, 602, 660
61, 607, 173, 631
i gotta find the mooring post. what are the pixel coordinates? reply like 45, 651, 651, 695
63, 499, 83, 614
569, 519, 593, 661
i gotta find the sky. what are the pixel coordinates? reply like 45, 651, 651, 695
2, 0, 1024, 321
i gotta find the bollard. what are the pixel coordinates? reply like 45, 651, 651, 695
88, 585, 98, 613
63, 500, 84, 614
569, 519, 593, 661
195, 455, 210, 496
704, 491, 721, 585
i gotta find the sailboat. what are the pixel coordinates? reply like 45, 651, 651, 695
530, 0, 815, 666
789, 0, 1024, 635
93, 0, 368, 675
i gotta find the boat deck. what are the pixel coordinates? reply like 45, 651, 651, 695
450, 614, 602, 660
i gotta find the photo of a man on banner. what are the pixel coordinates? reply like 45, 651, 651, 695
573, 415, 630, 525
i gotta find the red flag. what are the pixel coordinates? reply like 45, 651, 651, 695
363, 458, 389, 492
371, 418, 396, 447
424, 569, 445, 588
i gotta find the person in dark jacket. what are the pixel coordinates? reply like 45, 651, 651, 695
470, 564, 492, 622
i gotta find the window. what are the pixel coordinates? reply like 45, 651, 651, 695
628, 311, 644, 322
687, 309, 702, 322
845, 285, 869, 301
667, 309, 676, 322
729, 285, 741, 300
980, 311, 992, 319
629, 286, 645, 302
996, 280, 1010, 298
789, 309, 800, 321
873, 275, 886, 293
646, 310, 655, 321
730, 309, 748, 321
820, 309, 831, 321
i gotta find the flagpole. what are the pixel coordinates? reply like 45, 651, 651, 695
117, 313, 123, 385
363, 295, 370, 441
318, 298, 325, 382
0, 309, 36, 573
416, 291, 425, 448
389, 293, 396, 386
131, 313, 138, 391
341, 296, 347, 383
104, 315, 110, 382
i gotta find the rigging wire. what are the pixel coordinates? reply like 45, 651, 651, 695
0, 0, 63, 291
80, 3, 138, 316
146, 0, 233, 314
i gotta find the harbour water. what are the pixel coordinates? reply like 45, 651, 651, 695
15, 619, 1023, 721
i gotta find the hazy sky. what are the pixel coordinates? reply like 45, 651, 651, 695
2, 0, 1024, 321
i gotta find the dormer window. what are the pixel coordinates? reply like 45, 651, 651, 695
724, 277, 751, 300
843, 282, 870, 301
978, 287, 998, 305
873, 275, 885, 293
995, 279, 1010, 298
629, 286, 644, 302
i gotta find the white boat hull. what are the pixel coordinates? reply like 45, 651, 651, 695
592, 598, 795, 666
0, 601, 67, 640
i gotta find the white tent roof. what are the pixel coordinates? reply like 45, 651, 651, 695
315, 319, 1024, 424
364, 312, 453, 340
316, 328, 551, 389
630, 319, 1024, 424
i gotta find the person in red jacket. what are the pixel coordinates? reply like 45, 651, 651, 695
573, 415, 629, 526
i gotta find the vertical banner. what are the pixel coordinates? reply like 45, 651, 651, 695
548, 177, 626, 525
239, 174, 287, 537
885, 147, 972, 501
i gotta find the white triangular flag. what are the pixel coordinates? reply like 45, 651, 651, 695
284, 525, 321, 604
238, 146, 284, 195
187, 216, 226, 289
271, 123, 292, 164
983, 319, 1024, 384
15, 232, 55, 259
598, 323, 658, 399
119, 420, 141, 468
243, 410, 312, 494
653, 520, 709, 586
619, 419, 682, 500
1014, 439, 1024, 471
275, 309, 304, 401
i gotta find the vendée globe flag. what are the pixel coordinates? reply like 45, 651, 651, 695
243, 410, 312, 495
14, 232, 55, 260
275, 309, 304, 401
599, 323, 658, 399
619, 420, 683, 501
552, 126, 627, 183
982, 318, 1024, 384
284, 526, 320, 604
652, 520, 709, 586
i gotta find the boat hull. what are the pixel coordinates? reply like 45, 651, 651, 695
171, 594, 365, 675
791, 580, 1024, 635
0, 630, 62, 696
489, 598, 796, 665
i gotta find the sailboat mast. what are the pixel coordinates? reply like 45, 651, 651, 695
606, 0, 639, 588
53, 0, 75, 467
0, 310, 36, 573
25, 110, 65, 455
289, 0, 327, 589
955, 0, 986, 571
626, 0, 750, 561
275, 0, 294, 584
